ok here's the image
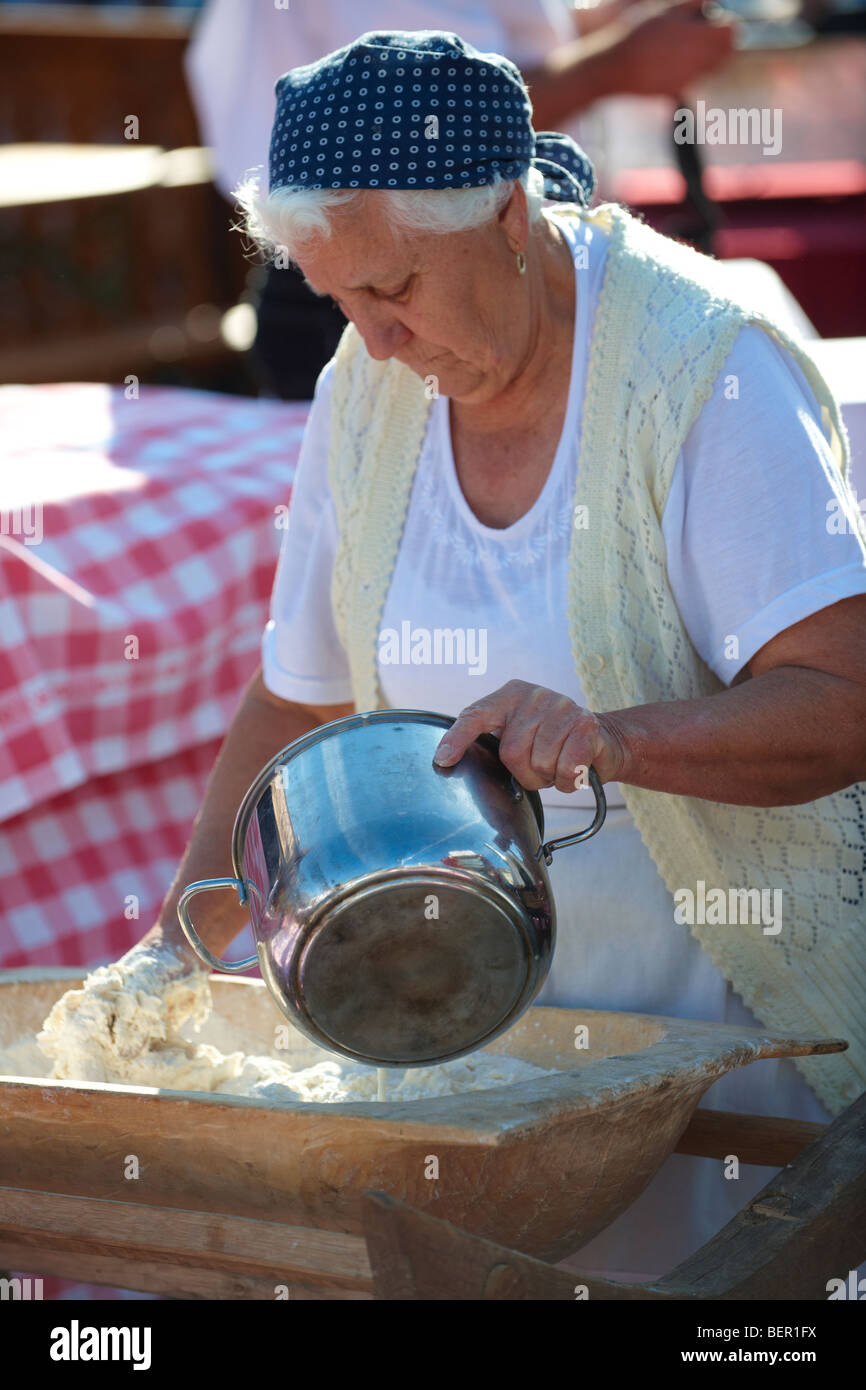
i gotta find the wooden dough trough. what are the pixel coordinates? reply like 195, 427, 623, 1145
0, 969, 846, 1278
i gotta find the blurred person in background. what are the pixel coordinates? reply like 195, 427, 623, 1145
186, 0, 735, 398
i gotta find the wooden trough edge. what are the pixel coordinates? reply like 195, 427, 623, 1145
361, 1090, 866, 1300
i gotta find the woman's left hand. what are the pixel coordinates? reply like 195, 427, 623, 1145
432, 680, 625, 791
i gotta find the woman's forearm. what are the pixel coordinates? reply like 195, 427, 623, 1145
146, 669, 328, 961
600, 666, 866, 806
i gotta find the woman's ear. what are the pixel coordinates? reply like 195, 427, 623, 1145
499, 179, 529, 254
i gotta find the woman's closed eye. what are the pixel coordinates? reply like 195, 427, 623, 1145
378, 277, 413, 303
329, 278, 412, 312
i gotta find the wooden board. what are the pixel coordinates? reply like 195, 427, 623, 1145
0, 971, 848, 1265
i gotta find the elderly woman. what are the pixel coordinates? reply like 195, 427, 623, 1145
53, 30, 866, 1281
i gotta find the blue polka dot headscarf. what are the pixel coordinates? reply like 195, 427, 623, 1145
268, 29, 595, 207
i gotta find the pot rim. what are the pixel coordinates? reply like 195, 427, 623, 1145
229, 707, 545, 878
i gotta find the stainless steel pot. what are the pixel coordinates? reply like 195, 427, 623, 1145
177, 709, 605, 1067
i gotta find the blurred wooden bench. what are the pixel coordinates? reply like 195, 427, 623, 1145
0, 5, 251, 386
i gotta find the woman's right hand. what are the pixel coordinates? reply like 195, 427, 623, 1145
37, 933, 213, 1081
130, 921, 206, 980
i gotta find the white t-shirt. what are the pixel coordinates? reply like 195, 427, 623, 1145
186, 0, 573, 199
262, 210, 866, 810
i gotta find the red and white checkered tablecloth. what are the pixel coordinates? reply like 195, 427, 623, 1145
0, 383, 308, 971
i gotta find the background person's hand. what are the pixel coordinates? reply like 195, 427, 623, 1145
572, 0, 633, 37
432, 679, 625, 792
610, 0, 738, 96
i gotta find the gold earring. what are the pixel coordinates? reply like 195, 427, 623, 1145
516, 251, 527, 275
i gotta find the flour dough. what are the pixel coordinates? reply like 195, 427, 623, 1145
5, 951, 558, 1102
35, 950, 237, 1090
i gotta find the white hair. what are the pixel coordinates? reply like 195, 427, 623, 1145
234, 165, 549, 264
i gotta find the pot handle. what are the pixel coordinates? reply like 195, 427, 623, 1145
176, 877, 261, 973
537, 766, 607, 866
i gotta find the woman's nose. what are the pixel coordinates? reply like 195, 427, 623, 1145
349, 302, 411, 361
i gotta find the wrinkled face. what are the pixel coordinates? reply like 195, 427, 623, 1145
293, 186, 531, 405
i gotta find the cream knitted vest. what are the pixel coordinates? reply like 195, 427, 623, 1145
327, 202, 865, 1115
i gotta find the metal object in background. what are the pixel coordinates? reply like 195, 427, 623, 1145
671, 95, 722, 254
178, 709, 606, 1067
